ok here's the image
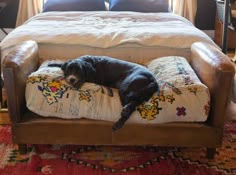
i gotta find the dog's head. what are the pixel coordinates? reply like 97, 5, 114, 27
61, 59, 84, 88
61, 59, 95, 88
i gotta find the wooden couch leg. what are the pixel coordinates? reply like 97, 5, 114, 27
18, 144, 27, 155
207, 148, 216, 159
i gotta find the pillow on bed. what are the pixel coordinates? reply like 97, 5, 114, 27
109, 0, 169, 12
43, 0, 106, 12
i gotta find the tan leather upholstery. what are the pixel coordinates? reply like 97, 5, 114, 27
191, 42, 235, 127
3, 40, 39, 122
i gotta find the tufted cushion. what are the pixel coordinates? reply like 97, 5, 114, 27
25, 56, 210, 124
43, 0, 106, 12
109, 0, 169, 12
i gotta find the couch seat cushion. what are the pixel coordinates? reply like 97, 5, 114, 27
26, 56, 210, 124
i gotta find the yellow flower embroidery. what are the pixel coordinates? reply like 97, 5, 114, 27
137, 97, 162, 121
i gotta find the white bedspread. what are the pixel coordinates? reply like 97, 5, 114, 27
0, 11, 217, 61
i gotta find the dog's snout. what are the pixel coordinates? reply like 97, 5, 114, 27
69, 77, 76, 84
65, 75, 78, 86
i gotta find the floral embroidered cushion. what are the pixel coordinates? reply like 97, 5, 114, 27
25, 56, 210, 124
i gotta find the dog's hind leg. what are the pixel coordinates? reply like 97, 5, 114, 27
112, 101, 137, 131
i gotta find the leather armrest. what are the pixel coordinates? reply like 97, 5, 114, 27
2, 40, 39, 123
190, 42, 235, 128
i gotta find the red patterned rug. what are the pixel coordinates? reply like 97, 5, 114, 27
0, 122, 235, 175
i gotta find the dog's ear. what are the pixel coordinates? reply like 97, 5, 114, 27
80, 62, 96, 78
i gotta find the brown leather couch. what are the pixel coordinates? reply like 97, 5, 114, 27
2, 40, 235, 158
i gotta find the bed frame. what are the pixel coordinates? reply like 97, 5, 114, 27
2, 40, 235, 159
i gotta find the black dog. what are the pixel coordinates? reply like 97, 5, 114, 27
49, 55, 159, 131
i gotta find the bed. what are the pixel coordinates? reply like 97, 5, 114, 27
1, 11, 217, 64
0, 0, 235, 158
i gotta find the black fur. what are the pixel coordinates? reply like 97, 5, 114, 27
48, 55, 159, 131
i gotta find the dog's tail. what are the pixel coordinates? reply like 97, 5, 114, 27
48, 63, 63, 68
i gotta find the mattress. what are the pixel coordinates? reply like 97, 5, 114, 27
0, 11, 217, 64
25, 56, 210, 124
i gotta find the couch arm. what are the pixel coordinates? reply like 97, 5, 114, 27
2, 40, 39, 123
190, 42, 235, 127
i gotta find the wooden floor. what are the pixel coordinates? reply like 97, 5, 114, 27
0, 110, 10, 124
0, 87, 10, 124
226, 101, 236, 120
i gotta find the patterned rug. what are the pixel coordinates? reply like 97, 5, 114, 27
0, 122, 235, 175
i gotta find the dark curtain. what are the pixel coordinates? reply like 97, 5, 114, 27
0, 0, 19, 28
195, 0, 216, 30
